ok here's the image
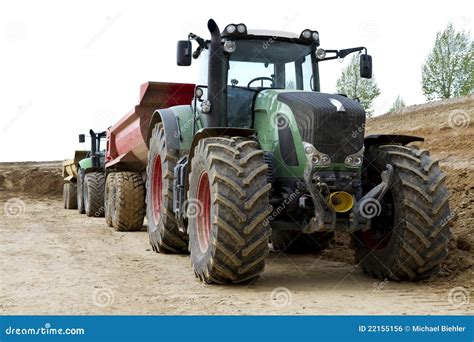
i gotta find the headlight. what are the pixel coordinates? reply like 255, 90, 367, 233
224, 23, 247, 36
300, 29, 319, 43
303, 142, 315, 155
316, 48, 326, 59
301, 29, 312, 39
303, 142, 331, 166
195, 87, 204, 99
344, 148, 364, 167
224, 40, 236, 53
237, 24, 246, 33
225, 24, 236, 34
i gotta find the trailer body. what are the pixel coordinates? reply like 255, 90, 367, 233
105, 82, 195, 171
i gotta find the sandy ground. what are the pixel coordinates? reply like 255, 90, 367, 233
0, 193, 471, 315
0, 96, 473, 315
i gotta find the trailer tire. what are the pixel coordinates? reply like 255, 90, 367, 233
271, 230, 334, 253
77, 168, 85, 214
112, 172, 145, 231
188, 137, 273, 284
146, 122, 188, 253
105, 173, 116, 227
63, 183, 78, 209
352, 145, 452, 280
84, 172, 105, 217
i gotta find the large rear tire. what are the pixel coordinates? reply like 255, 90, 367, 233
188, 137, 273, 284
112, 172, 145, 231
271, 230, 334, 253
63, 182, 77, 209
146, 122, 188, 253
77, 168, 85, 214
352, 145, 451, 280
105, 173, 116, 227
84, 172, 105, 217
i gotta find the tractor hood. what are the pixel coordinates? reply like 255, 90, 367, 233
258, 90, 366, 164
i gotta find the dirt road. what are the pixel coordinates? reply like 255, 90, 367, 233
0, 193, 471, 315
0, 96, 473, 315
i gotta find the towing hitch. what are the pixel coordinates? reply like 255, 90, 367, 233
303, 163, 394, 233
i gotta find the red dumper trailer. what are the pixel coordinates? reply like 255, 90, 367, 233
104, 82, 194, 232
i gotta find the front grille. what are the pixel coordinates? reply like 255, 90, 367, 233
277, 92, 365, 163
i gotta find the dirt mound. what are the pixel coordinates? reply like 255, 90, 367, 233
0, 161, 63, 197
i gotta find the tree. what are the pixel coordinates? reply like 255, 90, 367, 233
422, 23, 473, 100
336, 55, 381, 116
389, 95, 406, 112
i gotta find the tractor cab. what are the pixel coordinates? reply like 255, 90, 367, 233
78, 129, 107, 169
178, 22, 372, 129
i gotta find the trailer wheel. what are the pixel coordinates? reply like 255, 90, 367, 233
146, 122, 188, 253
63, 183, 78, 209
84, 172, 105, 217
271, 230, 334, 253
105, 173, 116, 227
77, 168, 85, 214
63, 183, 68, 209
188, 137, 273, 284
112, 172, 145, 231
352, 145, 452, 280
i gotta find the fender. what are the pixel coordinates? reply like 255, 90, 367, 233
364, 134, 424, 148
184, 127, 256, 193
146, 108, 181, 151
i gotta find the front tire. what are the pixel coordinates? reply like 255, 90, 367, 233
352, 145, 451, 280
188, 137, 273, 284
146, 122, 188, 253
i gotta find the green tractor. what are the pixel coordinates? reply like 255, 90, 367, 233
146, 19, 451, 284
76, 129, 107, 217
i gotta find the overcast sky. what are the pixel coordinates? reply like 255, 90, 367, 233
0, 0, 472, 162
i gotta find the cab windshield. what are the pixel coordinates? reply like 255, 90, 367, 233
227, 39, 315, 91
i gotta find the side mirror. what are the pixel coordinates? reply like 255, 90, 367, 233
78, 134, 85, 143
360, 54, 372, 79
177, 40, 192, 66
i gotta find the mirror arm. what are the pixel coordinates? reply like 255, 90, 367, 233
188, 33, 207, 59
317, 47, 368, 61
338, 47, 367, 59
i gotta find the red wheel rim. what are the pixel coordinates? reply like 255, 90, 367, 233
152, 155, 162, 224
359, 191, 394, 252
360, 229, 392, 251
197, 172, 211, 253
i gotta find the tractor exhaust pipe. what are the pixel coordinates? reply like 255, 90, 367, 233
206, 19, 227, 127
